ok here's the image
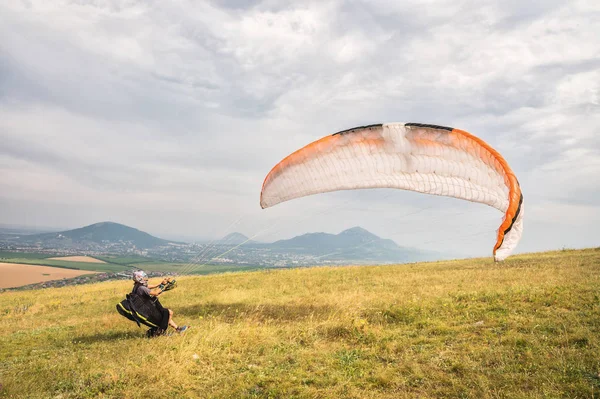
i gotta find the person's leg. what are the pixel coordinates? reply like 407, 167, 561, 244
163, 307, 188, 333
167, 309, 178, 329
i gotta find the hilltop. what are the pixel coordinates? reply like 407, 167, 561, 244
271, 226, 382, 248
266, 226, 435, 262
1, 248, 598, 398
217, 232, 254, 245
16, 221, 176, 249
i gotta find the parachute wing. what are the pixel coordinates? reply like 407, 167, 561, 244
259, 123, 523, 261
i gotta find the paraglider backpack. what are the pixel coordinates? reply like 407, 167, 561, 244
116, 293, 164, 330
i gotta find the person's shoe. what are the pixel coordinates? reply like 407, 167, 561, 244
176, 325, 189, 333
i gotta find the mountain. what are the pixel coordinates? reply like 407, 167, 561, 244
267, 226, 434, 263
19, 222, 174, 249
271, 226, 391, 250
218, 232, 253, 245
6, 221, 439, 264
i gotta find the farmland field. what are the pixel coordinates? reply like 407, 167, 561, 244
0, 257, 130, 273
0, 262, 99, 289
0, 251, 50, 260
0, 251, 265, 277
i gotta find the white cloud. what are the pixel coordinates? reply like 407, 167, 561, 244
1, 0, 599, 254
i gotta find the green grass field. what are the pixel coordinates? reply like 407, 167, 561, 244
0, 251, 51, 260
1, 248, 599, 398
94, 255, 159, 265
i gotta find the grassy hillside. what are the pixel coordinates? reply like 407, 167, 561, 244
1, 248, 599, 398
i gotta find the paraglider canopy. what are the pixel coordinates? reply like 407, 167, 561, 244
260, 122, 523, 261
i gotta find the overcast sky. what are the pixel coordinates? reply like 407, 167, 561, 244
1, 0, 599, 259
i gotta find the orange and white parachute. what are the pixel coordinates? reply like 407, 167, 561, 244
260, 123, 523, 261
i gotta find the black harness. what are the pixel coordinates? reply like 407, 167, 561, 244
116, 285, 170, 336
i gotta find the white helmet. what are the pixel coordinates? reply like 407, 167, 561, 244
133, 270, 148, 286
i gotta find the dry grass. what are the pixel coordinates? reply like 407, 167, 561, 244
47, 256, 107, 264
0, 263, 99, 289
0, 248, 599, 398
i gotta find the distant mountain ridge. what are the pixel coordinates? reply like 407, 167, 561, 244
12, 221, 436, 263
271, 226, 388, 249
223, 226, 435, 263
19, 222, 174, 249
217, 232, 253, 245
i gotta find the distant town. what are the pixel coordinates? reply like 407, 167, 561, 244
0, 238, 356, 268
1, 221, 434, 266
0, 222, 438, 291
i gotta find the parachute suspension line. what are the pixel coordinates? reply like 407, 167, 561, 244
193, 230, 268, 269
309, 172, 497, 262
313, 205, 498, 261
403, 177, 502, 254
418, 227, 494, 247
316, 224, 495, 262
188, 199, 349, 268
207, 190, 437, 267
177, 215, 245, 276
185, 199, 321, 271
179, 229, 247, 275
313, 221, 495, 262
178, 191, 364, 274
376, 178, 501, 259
312, 205, 438, 260
260, 189, 397, 242
193, 190, 395, 269
179, 216, 247, 275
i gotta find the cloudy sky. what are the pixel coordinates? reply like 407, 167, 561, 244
1, 0, 599, 259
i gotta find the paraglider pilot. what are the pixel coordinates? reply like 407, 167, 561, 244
133, 271, 188, 332
116, 271, 188, 337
